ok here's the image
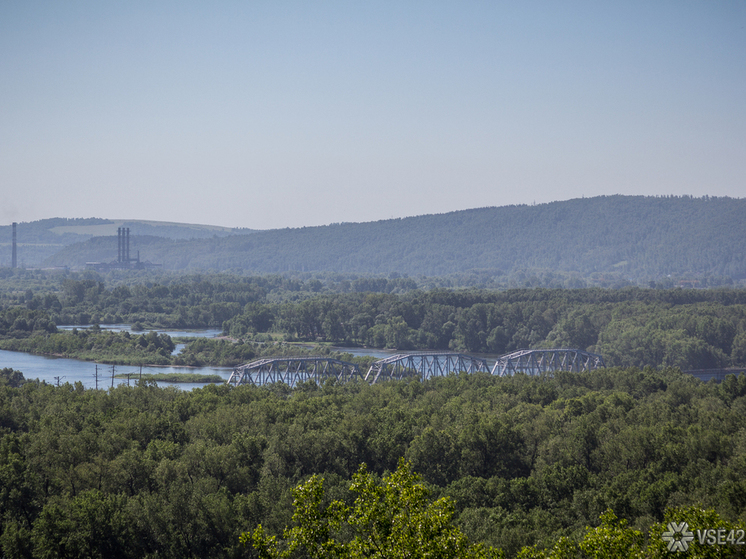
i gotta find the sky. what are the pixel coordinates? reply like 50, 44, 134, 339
1, 1, 745, 230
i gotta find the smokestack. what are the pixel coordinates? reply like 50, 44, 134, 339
12, 222, 17, 268
117, 228, 122, 263
126, 228, 130, 262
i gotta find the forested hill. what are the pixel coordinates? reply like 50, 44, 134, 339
41, 196, 746, 281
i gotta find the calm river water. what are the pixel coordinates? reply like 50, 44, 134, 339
0, 349, 232, 391
1, 326, 229, 391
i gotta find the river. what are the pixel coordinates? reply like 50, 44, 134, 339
1, 327, 500, 390
0, 349, 232, 391
0, 327, 398, 391
2, 326, 230, 391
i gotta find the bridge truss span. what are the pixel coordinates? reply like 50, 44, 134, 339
365, 352, 490, 384
491, 348, 605, 377
227, 357, 362, 388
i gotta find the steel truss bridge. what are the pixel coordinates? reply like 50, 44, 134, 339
227, 349, 605, 387
491, 349, 605, 377
227, 357, 362, 388
365, 352, 489, 383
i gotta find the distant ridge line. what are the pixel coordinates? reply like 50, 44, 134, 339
6, 196, 745, 282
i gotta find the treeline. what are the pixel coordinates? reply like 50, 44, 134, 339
0, 368, 745, 557
0, 304, 368, 367
228, 288, 746, 370
3, 275, 746, 370
0, 316, 330, 367
0, 273, 419, 330
0, 327, 176, 366
0, 307, 57, 338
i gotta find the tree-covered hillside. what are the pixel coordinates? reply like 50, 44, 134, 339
41, 196, 746, 282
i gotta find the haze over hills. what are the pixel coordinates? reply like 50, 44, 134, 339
0, 218, 253, 268
6, 196, 746, 284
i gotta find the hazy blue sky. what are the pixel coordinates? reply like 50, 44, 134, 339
2, 1, 744, 229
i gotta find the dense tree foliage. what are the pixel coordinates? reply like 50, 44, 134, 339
0, 368, 744, 557
2, 273, 746, 370
233, 288, 746, 370
246, 460, 503, 558
249, 477, 746, 559
0, 273, 280, 329
517, 508, 746, 558
0, 327, 176, 366
0, 368, 24, 388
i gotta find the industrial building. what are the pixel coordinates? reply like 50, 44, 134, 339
86, 227, 161, 271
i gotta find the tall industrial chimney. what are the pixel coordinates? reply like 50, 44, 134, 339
11, 222, 17, 268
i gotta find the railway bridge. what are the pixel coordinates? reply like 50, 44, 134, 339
365, 352, 489, 383
491, 348, 606, 377
228, 348, 606, 387
227, 356, 362, 388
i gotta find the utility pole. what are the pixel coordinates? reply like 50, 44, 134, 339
111, 364, 115, 388
11, 222, 17, 269
94, 364, 99, 390
54, 376, 65, 387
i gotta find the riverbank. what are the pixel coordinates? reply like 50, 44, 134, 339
0, 329, 382, 373
0, 348, 232, 391
0, 329, 174, 366
114, 372, 224, 383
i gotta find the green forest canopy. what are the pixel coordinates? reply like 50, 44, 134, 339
2, 272, 746, 371
0, 368, 745, 557
1, 270, 746, 557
